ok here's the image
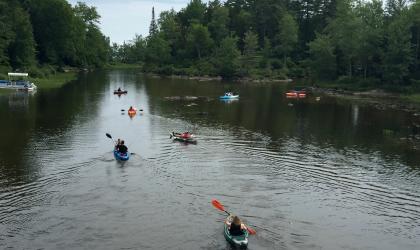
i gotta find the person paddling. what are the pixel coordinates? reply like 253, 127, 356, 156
116, 140, 128, 155
227, 216, 247, 236
128, 106, 135, 112
180, 131, 192, 138
117, 87, 122, 92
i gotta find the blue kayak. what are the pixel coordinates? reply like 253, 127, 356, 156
220, 92, 239, 99
114, 150, 129, 161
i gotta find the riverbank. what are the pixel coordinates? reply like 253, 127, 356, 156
304, 86, 420, 114
144, 72, 294, 83
282, 78, 420, 106
34, 72, 77, 89
105, 63, 142, 70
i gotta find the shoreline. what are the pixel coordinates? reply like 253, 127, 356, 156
35, 72, 77, 89
146, 73, 293, 83
159, 73, 420, 111
307, 86, 420, 113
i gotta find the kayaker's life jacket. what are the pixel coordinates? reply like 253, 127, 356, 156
117, 145, 128, 154
229, 223, 244, 236
181, 132, 191, 138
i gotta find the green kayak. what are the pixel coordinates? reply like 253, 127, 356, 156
224, 215, 249, 248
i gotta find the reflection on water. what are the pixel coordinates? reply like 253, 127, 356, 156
0, 70, 419, 250
7, 91, 36, 108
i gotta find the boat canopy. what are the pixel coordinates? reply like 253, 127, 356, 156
8, 73, 29, 77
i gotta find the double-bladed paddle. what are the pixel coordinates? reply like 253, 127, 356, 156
211, 199, 256, 235
121, 109, 144, 112
106, 133, 137, 156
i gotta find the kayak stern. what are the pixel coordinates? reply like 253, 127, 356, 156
114, 150, 130, 161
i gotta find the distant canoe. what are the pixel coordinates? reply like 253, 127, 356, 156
114, 90, 127, 95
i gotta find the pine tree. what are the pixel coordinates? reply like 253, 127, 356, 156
149, 7, 158, 36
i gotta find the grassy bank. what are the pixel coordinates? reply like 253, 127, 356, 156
34, 72, 77, 89
402, 94, 420, 104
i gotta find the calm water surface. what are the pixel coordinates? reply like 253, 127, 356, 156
0, 70, 419, 249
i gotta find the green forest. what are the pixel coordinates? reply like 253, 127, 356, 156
2, 0, 420, 91
114, 0, 420, 90
0, 0, 109, 79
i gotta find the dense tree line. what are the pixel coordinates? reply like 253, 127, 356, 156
0, 0, 110, 78
114, 0, 420, 87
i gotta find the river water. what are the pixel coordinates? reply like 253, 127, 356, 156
0, 70, 419, 250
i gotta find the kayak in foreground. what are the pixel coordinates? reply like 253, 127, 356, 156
170, 132, 197, 143
224, 215, 249, 248
114, 150, 130, 161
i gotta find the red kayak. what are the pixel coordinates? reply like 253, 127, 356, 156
170, 132, 197, 143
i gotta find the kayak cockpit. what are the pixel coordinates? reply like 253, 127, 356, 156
224, 215, 249, 248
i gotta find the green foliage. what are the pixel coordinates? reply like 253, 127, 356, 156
326, 0, 362, 77
0, 0, 109, 73
240, 31, 260, 76
355, 0, 385, 79
308, 34, 336, 80
213, 36, 240, 78
0, 0, 14, 67
159, 10, 182, 51
208, 4, 230, 45
186, 23, 214, 59
383, 11, 412, 84
110, 0, 420, 87
73, 2, 101, 27
27, 0, 78, 64
273, 12, 298, 64
409, 1, 420, 78
145, 35, 171, 66
179, 0, 207, 25
7, 2, 36, 69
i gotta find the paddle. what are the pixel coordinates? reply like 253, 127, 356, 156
107, 133, 138, 156
122, 108, 143, 113
211, 199, 256, 235
106, 133, 116, 143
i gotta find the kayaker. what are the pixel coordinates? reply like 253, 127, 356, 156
128, 106, 135, 112
117, 140, 128, 154
227, 216, 246, 236
117, 87, 122, 92
181, 132, 192, 138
